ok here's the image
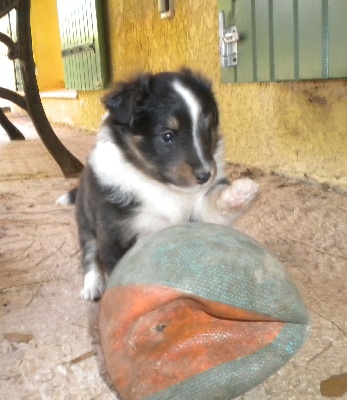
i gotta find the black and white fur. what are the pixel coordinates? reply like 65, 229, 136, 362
57, 70, 259, 301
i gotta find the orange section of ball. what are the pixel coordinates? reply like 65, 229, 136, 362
99, 285, 284, 400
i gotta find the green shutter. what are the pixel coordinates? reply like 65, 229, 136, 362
57, 0, 108, 90
219, 0, 347, 83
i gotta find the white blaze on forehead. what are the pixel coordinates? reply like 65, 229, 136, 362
172, 80, 208, 168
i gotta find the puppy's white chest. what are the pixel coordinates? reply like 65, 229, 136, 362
134, 189, 196, 238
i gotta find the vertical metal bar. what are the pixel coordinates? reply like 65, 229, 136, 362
327, 1, 347, 78
232, 0, 237, 82
83, 0, 92, 89
66, 2, 72, 89
218, 11, 226, 68
94, 0, 108, 88
251, 0, 257, 81
79, 0, 85, 90
95, 0, 100, 87
89, 0, 97, 89
82, 0, 91, 89
268, 0, 275, 81
65, 1, 72, 88
236, 0, 253, 82
71, 1, 78, 89
297, 0, 322, 79
57, 0, 68, 88
86, 0, 95, 89
273, 0, 295, 81
293, 0, 299, 80
322, 0, 329, 79
254, 0, 270, 82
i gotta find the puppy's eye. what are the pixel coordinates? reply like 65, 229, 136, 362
161, 131, 175, 143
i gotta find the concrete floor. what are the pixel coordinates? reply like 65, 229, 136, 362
0, 114, 346, 400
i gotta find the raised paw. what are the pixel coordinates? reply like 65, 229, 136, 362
80, 269, 105, 301
217, 178, 259, 214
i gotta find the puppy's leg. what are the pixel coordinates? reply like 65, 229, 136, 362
80, 238, 105, 301
193, 178, 259, 225
97, 230, 135, 276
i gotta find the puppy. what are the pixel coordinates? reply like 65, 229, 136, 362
57, 69, 259, 301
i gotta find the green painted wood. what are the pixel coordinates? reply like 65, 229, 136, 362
328, 1, 347, 78
94, 0, 108, 88
322, 0, 329, 79
297, 0, 322, 80
219, 0, 347, 83
254, 0, 271, 82
219, 0, 236, 84
57, 0, 108, 90
273, 0, 295, 81
236, 0, 254, 83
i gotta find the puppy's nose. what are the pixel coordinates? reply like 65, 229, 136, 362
195, 171, 211, 185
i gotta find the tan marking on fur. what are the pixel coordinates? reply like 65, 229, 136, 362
171, 160, 218, 188
167, 116, 180, 131
125, 135, 157, 178
131, 135, 143, 145
167, 163, 197, 187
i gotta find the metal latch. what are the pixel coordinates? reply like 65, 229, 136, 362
218, 11, 239, 68
158, 0, 175, 19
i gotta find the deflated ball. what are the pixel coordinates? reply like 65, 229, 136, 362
99, 223, 309, 400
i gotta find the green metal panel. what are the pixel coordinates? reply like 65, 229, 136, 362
328, 1, 347, 77
273, 0, 295, 81
219, 0, 347, 83
235, 0, 253, 83
219, 0, 235, 84
254, 0, 271, 82
297, 0, 323, 80
57, 0, 108, 90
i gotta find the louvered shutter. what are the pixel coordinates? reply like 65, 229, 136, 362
219, 0, 347, 83
57, 0, 108, 90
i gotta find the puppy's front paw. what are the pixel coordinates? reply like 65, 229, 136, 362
80, 269, 105, 301
217, 178, 259, 214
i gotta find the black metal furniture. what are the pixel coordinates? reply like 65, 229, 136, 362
0, 0, 83, 177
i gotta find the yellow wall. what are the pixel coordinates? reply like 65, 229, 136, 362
30, 0, 65, 91
36, 0, 347, 189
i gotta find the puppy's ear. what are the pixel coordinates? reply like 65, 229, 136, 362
179, 67, 212, 90
179, 67, 194, 76
103, 74, 151, 125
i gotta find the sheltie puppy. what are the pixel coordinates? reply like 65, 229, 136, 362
57, 69, 259, 301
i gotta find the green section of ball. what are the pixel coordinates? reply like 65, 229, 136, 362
107, 223, 309, 325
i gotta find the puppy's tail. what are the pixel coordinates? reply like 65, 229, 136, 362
56, 188, 78, 206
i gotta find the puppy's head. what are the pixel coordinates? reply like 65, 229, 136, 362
102, 69, 221, 188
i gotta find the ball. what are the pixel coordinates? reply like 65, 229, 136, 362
99, 223, 309, 400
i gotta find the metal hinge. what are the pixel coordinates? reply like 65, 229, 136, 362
61, 42, 95, 57
219, 11, 239, 68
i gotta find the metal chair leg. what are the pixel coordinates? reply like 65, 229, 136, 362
0, 0, 84, 177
